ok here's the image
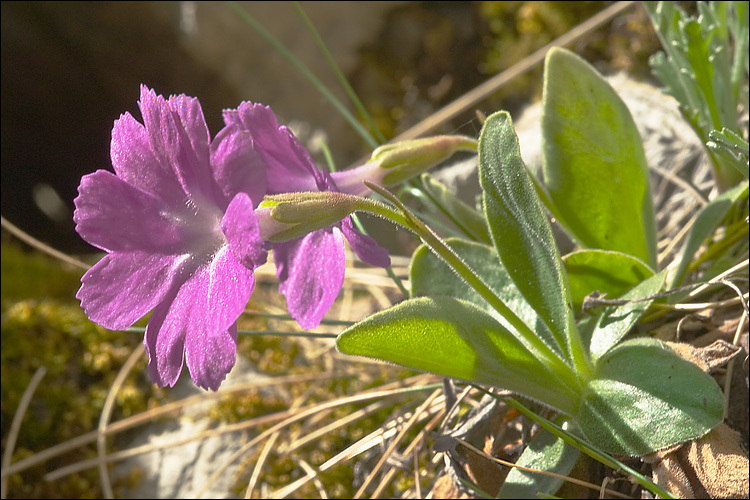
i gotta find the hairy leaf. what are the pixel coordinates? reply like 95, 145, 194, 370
479, 110, 584, 372
563, 249, 654, 312
337, 296, 581, 415
542, 47, 657, 267
588, 270, 667, 362
578, 338, 723, 456
410, 238, 562, 358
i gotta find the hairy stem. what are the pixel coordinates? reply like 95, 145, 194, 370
355, 182, 581, 394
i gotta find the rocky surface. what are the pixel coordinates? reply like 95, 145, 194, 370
111, 356, 274, 499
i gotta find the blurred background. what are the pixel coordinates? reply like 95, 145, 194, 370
1, 1, 660, 256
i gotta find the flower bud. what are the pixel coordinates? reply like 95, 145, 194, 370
330, 135, 477, 197
371, 135, 477, 186
257, 191, 362, 242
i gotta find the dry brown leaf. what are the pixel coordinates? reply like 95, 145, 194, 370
642, 339, 749, 498
664, 339, 742, 373
645, 423, 749, 499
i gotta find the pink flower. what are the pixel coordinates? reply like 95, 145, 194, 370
74, 86, 268, 391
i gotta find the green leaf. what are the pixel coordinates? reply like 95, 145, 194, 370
707, 128, 749, 180
681, 19, 721, 130
497, 418, 580, 499
578, 338, 723, 456
563, 249, 655, 312
541, 47, 657, 268
419, 173, 492, 244
336, 296, 581, 415
503, 395, 678, 499
588, 270, 667, 362
410, 238, 563, 359
668, 180, 749, 290
478, 110, 587, 377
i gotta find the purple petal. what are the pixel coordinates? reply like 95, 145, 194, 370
168, 92, 210, 167
210, 124, 267, 208
223, 101, 280, 129
341, 218, 391, 268
74, 170, 185, 253
221, 192, 267, 270
110, 112, 185, 203
145, 245, 255, 390
77, 251, 189, 331
285, 133, 338, 193
185, 323, 238, 392
138, 86, 219, 207
274, 228, 346, 329
138, 86, 186, 182
225, 102, 319, 192
144, 292, 184, 388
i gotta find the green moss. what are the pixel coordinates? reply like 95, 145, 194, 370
1, 241, 82, 303
240, 334, 301, 376
1, 240, 156, 498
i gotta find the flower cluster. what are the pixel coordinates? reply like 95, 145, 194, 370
75, 86, 469, 391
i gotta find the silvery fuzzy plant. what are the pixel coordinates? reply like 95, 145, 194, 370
334, 46, 748, 497
645, 1, 749, 192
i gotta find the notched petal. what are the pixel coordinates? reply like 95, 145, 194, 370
111, 112, 183, 203
221, 192, 267, 270
139, 85, 218, 205
225, 102, 319, 192
77, 251, 188, 331
144, 296, 186, 388
211, 124, 267, 207
74, 170, 185, 253
168, 93, 210, 164
146, 246, 255, 389
185, 324, 238, 391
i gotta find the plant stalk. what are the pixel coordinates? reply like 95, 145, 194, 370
356, 182, 582, 395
